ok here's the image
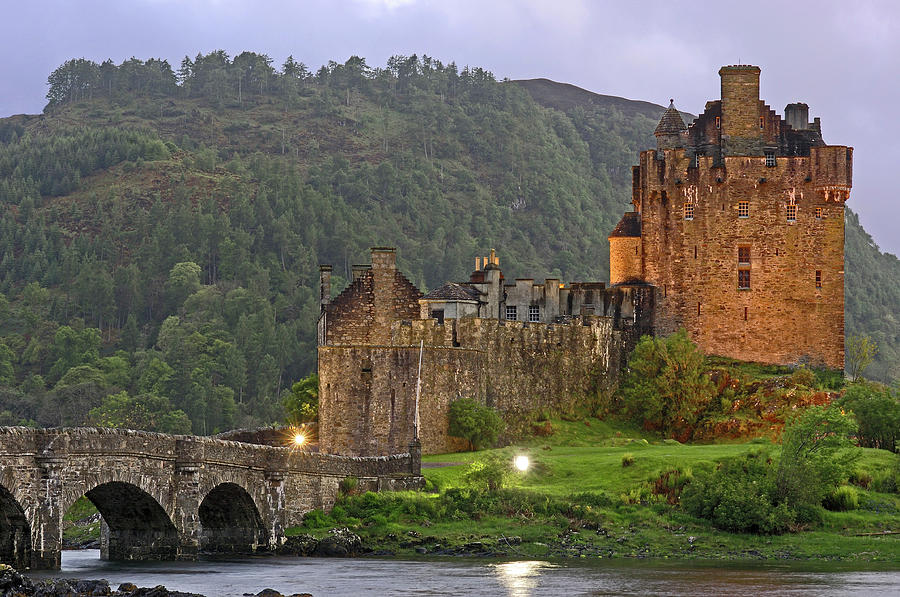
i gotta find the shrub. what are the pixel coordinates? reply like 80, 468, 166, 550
823, 486, 859, 511
789, 366, 816, 388
301, 509, 330, 529
339, 476, 359, 495
775, 405, 857, 507
838, 382, 900, 452
621, 453, 635, 467
849, 469, 873, 490
682, 450, 793, 534
619, 330, 715, 437
448, 398, 505, 450
650, 468, 693, 505
463, 454, 511, 493
872, 471, 899, 494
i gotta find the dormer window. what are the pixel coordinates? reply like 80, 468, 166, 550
765, 151, 776, 167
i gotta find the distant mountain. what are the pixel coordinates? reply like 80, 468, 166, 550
513, 78, 695, 122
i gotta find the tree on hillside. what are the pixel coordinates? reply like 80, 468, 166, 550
846, 334, 878, 381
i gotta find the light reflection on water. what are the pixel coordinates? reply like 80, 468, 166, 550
28, 550, 900, 597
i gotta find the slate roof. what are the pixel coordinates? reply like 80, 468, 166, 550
654, 100, 687, 136
608, 211, 642, 238
422, 282, 482, 301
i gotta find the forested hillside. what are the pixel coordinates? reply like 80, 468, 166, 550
0, 52, 895, 434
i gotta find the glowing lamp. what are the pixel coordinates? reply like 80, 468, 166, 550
293, 433, 306, 447
514, 455, 530, 472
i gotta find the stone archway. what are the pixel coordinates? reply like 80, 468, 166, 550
199, 483, 268, 554
0, 484, 30, 569
82, 482, 178, 561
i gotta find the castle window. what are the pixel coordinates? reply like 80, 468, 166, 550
694, 245, 698, 259
744, 306, 749, 321
760, 116, 765, 129
765, 151, 776, 167
738, 201, 750, 218
505, 305, 517, 321
697, 302, 701, 316
683, 203, 694, 220
738, 269, 750, 289
715, 116, 720, 129
787, 203, 797, 222
738, 246, 750, 264
815, 207, 823, 219
528, 305, 540, 323
815, 270, 822, 289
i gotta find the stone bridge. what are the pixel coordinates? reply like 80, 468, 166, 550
0, 427, 422, 570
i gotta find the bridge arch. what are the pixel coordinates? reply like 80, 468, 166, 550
77, 482, 178, 561
199, 482, 268, 553
0, 483, 30, 569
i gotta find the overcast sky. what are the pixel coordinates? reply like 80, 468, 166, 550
2, 0, 898, 253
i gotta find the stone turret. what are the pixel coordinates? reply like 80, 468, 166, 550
655, 100, 686, 150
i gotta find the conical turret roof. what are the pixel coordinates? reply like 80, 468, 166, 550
654, 99, 686, 136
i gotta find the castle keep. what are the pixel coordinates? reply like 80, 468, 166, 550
610, 65, 851, 369
317, 66, 851, 456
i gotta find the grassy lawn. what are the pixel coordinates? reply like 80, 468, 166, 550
294, 416, 900, 562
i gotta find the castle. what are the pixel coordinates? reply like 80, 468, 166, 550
610, 65, 851, 369
317, 66, 851, 456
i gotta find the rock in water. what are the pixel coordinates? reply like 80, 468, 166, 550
314, 527, 363, 557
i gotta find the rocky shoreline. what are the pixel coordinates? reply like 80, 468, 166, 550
0, 564, 310, 597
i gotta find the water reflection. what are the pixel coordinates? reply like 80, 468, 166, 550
493, 560, 550, 596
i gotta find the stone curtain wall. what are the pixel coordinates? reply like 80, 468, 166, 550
320, 316, 627, 456
0, 427, 421, 570
318, 345, 480, 456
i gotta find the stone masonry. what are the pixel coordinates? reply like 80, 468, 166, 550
318, 248, 653, 456
0, 427, 422, 570
610, 65, 851, 368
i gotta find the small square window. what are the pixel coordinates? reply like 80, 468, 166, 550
738, 201, 750, 218
815, 270, 822, 289
528, 305, 540, 323
738, 246, 750, 264
787, 204, 797, 222
815, 207, 823, 219
738, 269, 750, 289
683, 203, 694, 220
505, 305, 517, 321
765, 151, 776, 167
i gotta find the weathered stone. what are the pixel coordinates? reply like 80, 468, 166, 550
615, 65, 849, 369
313, 528, 362, 557
0, 428, 422, 570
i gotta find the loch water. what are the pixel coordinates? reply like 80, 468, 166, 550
31, 550, 900, 596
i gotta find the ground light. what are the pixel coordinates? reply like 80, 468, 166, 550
514, 455, 530, 472
293, 432, 307, 447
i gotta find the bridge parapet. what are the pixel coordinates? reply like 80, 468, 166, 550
0, 427, 423, 570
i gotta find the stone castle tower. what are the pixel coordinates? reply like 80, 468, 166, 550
609, 65, 852, 369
